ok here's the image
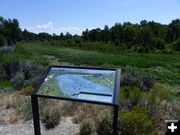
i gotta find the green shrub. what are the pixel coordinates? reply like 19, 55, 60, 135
21, 61, 45, 87
151, 37, 165, 50
42, 105, 62, 129
114, 39, 120, 46
146, 84, 172, 118
0, 34, 6, 47
18, 86, 34, 95
171, 38, 180, 51
66, 40, 73, 46
119, 106, 155, 135
162, 47, 174, 54
75, 39, 81, 45
147, 84, 171, 108
97, 116, 113, 135
137, 47, 146, 53
152, 84, 172, 101
10, 72, 25, 90
0, 80, 13, 93
142, 73, 155, 91
145, 47, 150, 53
7, 60, 45, 90
0, 46, 13, 55
23, 75, 42, 88
120, 86, 144, 108
0, 64, 7, 80
121, 67, 155, 91
80, 118, 94, 135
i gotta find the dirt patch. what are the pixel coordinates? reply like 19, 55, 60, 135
42, 54, 94, 67
0, 117, 80, 135
42, 55, 75, 66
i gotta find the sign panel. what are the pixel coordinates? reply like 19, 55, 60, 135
37, 67, 117, 104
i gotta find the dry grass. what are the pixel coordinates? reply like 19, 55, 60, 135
61, 102, 78, 116
167, 100, 180, 119
56, 101, 112, 133
0, 93, 27, 124
0, 108, 21, 125
72, 110, 86, 124
70, 103, 112, 127
6, 111, 21, 124
0, 93, 25, 109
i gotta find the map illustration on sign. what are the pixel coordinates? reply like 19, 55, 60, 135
37, 67, 116, 103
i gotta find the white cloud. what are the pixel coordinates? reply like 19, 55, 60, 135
88, 27, 97, 30
60, 27, 82, 32
25, 22, 83, 35
36, 21, 53, 29
26, 21, 53, 31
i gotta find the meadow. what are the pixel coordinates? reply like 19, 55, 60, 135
2, 40, 179, 87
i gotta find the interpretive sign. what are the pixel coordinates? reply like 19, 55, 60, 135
31, 65, 121, 135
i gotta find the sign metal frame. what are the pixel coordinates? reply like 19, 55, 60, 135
31, 65, 121, 135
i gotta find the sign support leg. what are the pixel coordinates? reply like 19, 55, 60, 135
113, 105, 118, 135
31, 95, 41, 135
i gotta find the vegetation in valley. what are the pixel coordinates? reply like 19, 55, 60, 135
5, 41, 179, 85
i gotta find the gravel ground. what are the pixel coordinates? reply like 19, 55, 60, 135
0, 117, 80, 135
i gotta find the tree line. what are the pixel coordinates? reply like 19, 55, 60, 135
0, 16, 79, 46
82, 20, 180, 51
0, 16, 179, 51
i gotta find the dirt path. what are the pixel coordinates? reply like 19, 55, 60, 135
0, 117, 80, 135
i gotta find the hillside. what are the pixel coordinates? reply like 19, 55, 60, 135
0, 41, 179, 134
0, 15, 180, 134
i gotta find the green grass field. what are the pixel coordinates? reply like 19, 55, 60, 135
1, 41, 179, 87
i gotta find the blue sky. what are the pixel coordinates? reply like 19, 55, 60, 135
0, 0, 180, 35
